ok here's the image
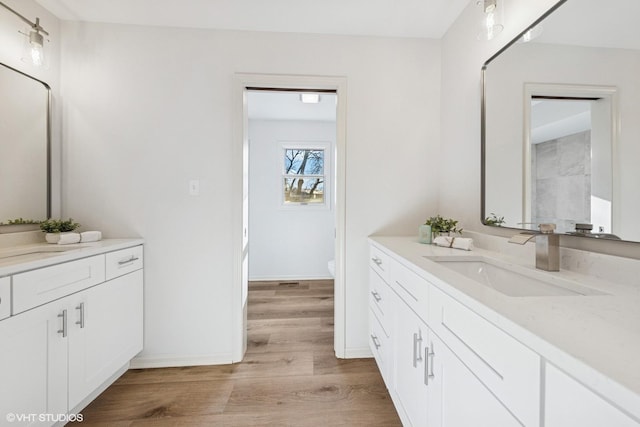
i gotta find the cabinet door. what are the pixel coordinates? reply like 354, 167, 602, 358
68, 270, 144, 409
427, 333, 521, 427
394, 302, 429, 427
545, 364, 639, 427
0, 299, 68, 425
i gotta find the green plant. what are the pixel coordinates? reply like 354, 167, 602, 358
425, 215, 462, 234
40, 218, 80, 233
485, 213, 505, 226
0, 218, 43, 226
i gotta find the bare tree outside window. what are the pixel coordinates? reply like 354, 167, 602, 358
283, 148, 325, 204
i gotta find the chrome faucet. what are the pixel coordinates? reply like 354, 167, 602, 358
509, 223, 559, 271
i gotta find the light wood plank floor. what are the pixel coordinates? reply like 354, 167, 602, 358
78, 280, 401, 426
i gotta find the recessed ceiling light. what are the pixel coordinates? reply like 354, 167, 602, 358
300, 93, 321, 104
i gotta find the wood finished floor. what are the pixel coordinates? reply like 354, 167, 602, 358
79, 280, 401, 426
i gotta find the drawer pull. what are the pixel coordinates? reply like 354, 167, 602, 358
118, 256, 139, 266
371, 257, 383, 266
371, 291, 382, 302
413, 330, 423, 367
75, 302, 85, 328
371, 334, 381, 349
57, 309, 67, 338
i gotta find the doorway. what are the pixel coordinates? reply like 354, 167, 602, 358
232, 74, 347, 362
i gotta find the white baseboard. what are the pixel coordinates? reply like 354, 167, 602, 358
130, 353, 234, 369
249, 275, 334, 282
342, 346, 373, 359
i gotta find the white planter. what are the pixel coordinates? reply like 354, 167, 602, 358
45, 232, 80, 244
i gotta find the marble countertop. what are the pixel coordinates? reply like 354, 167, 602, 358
369, 236, 640, 419
0, 238, 144, 277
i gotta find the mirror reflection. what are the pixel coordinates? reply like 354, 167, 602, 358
482, 0, 640, 242
0, 63, 50, 227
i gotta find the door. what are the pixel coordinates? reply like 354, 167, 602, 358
428, 333, 521, 427
68, 271, 144, 409
394, 303, 429, 426
0, 299, 68, 424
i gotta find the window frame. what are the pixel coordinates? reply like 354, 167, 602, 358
279, 141, 332, 210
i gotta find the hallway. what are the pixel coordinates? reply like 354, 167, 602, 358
79, 280, 400, 426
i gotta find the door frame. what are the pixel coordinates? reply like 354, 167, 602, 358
231, 73, 348, 361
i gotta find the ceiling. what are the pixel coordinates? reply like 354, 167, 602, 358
248, 91, 337, 121
35, 0, 471, 39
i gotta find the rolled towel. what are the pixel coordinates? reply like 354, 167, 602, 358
57, 232, 81, 245
433, 236, 473, 251
80, 231, 102, 243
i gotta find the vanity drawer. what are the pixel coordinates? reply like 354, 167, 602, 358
106, 246, 143, 280
429, 284, 540, 427
12, 255, 106, 314
369, 307, 390, 386
369, 268, 391, 336
369, 244, 391, 283
0, 277, 10, 320
388, 258, 429, 323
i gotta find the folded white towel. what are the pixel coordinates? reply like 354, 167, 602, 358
57, 232, 81, 245
80, 231, 102, 243
433, 236, 473, 251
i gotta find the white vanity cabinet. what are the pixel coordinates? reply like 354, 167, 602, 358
369, 241, 540, 427
369, 247, 394, 387
0, 292, 70, 419
0, 277, 10, 320
545, 364, 639, 427
0, 243, 143, 425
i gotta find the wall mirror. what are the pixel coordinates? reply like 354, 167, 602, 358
482, 0, 640, 243
0, 62, 50, 230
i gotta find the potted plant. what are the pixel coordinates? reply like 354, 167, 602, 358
484, 213, 505, 226
40, 218, 81, 243
425, 215, 462, 239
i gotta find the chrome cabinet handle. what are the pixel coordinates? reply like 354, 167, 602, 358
371, 257, 382, 266
75, 302, 85, 328
371, 291, 382, 302
416, 329, 423, 362
118, 256, 139, 266
57, 309, 67, 337
424, 347, 430, 386
428, 345, 435, 380
413, 330, 423, 367
370, 334, 381, 349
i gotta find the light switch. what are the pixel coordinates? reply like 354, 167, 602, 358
189, 180, 200, 196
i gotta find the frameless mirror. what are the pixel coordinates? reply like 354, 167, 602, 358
0, 62, 50, 228
482, 0, 640, 242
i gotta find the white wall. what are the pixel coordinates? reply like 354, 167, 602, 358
248, 119, 335, 281
60, 22, 441, 364
0, 0, 62, 219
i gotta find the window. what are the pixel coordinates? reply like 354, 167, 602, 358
282, 146, 327, 206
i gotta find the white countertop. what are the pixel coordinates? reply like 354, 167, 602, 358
0, 239, 144, 277
369, 236, 640, 419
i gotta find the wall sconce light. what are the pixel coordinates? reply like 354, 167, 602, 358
0, 1, 49, 67
477, 0, 504, 41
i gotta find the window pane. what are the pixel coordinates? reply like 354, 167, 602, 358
284, 149, 324, 175
284, 177, 325, 204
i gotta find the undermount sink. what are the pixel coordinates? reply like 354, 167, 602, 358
0, 245, 78, 260
424, 255, 607, 297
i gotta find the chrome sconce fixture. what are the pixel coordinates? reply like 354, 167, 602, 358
477, 0, 504, 41
0, 1, 49, 67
